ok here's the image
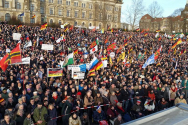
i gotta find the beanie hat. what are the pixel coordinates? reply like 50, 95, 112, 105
96, 106, 101, 111
77, 92, 81, 96
137, 100, 141, 103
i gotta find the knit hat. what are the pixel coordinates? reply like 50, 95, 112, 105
96, 106, 101, 111
137, 100, 141, 103
77, 92, 81, 96
0, 98, 4, 103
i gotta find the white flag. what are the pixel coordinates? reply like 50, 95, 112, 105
56, 37, 63, 43
24, 40, 32, 48
90, 45, 98, 54
13, 57, 30, 64
102, 60, 108, 68
155, 32, 159, 38
13, 33, 21, 40
41, 44, 53, 50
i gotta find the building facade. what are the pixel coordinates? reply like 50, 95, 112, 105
0, 0, 123, 29
139, 1, 188, 34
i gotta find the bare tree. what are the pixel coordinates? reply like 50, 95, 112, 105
125, 0, 145, 30
170, 8, 184, 17
147, 1, 164, 18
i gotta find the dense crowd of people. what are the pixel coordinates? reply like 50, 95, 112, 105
0, 22, 187, 125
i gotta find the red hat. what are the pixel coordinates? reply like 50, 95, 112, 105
77, 92, 81, 96
137, 100, 141, 103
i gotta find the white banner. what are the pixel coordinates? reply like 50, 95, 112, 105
13, 33, 21, 40
68, 65, 80, 70
72, 70, 85, 79
6, 49, 10, 53
102, 60, 108, 68
13, 57, 30, 64
41, 44, 53, 50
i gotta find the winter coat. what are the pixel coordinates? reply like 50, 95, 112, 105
159, 90, 169, 100
33, 107, 48, 125
148, 92, 155, 101
114, 119, 124, 125
120, 89, 129, 101
174, 98, 187, 105
159, 101, 168, 110
115, 92, 122, 101
80, 115, 90, 125
15, 115, 25, 125
169, 90, 176, 100
84, 96, 94, 107
23, 117, 34, 125
99, 88, 108, 96
1, 119, 16, 125
110, 95, 118, 105
69, 116, 81, 125
60, 100, 73, 115
131, 104, 143, 114
93, 110, 106, 122
106, 108, 119, 119
27, 104, 36, 114
94, 96, 103, 105
47, 108, 57, 125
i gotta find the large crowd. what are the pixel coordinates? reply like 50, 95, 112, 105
0, 22, 188, 125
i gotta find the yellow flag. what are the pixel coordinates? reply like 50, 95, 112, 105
109, 56, 112, 64
117, 52, 125, 62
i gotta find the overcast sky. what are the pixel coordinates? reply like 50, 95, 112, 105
121, 0, 187, 22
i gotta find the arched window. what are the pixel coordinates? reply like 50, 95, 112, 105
115, 25, 117, 28
16, 2, 21, 9
30, 18, 35, 23
82, 22, 85, 26
18, 15, 23, 22
5, 13, 11, 21
74, 21, 77, 26
59, 20, 62, 25
41, 18, 44, 24
50, 19, 53, 24
89, 23, 92, 27
99, 24, 102, 29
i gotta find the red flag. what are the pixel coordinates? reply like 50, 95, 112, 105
107, 43, 116, 51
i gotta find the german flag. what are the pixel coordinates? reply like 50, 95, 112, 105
179, 50, 184, 56
95, 61, 103, 71
90, 41, 97, 48
111, 29, 113, 33
31, 15, 36, 19
88, 72, 95, 76
42, 22, 47, 27
128, 36, 132, 40
101, 57, 107, 61
156, 30, 160, 32
124, 42, 128, 46
156, 62, 160, 66
136, 28, 140, 32
128, 47, 133, 54
144, 33, 148, 36
40, 25, 46, 30
89, 67, 95, 73
73, 49, 78, 55
172, 39, 182, 49
69, 25, 74, 30
47, 68, 63, 77
174, 48, 176, 55
184, 49, 186, 54
17, 25, 22, 29
107, 43, 116, 51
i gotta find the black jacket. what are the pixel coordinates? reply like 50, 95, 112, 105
120, 89, 130, 101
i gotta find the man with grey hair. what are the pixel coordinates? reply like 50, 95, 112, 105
114, 114, 124, 125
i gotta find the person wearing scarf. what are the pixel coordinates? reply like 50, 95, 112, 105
169, 85, 177, 107
116, 102, 132, 122
158, 97, 168, 110
23, 112, 34, 125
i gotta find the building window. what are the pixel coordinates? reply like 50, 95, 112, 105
67, 10, 70, 17
58, 0, 62, 4
40, 7, 44, 14
41, 18, 44, 24
107, 15, 112, 21
58, 9, 62, 16
114, 15, 118, 22
89, 4, 92, 9
75, 11, 78, 18
99, 5, 102, 9
115, 25, 117, 28
82, 12, 85, 18
4, 1, 9, 8
30, 18, 35, 23
74, 21, 77, 26
18, 15, 23, 22
59, 20, 62, 25
99, 13, 102, 20
99, 24, 101, 29
16, 2, 21, 9
82, 22, 85, 26
115, 7, 118, 11
89, 13, 92, 19
5, 13, 11, 21
50, 8, 53, 15
40, 0, 44, 1
50, 19, 53, 24
66, 0, 70, 5
49, 0, 53, 3
89, 23, 92, 27
82, 3, 86, 8
74, 2, 78, 7
30, 4, 34, 11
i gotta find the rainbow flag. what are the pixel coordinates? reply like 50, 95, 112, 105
172, 39, 182, 49
144, 33, 148, 36
31, 15, 36, 19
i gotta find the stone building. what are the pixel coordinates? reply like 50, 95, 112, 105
139, 0, 188, 34
0, 0, 123, 29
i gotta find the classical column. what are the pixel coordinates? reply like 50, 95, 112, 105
12, 0, 15, 8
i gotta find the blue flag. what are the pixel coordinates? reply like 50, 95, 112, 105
79, 64, 86, 72
19, 12, 24, 16
142, 54, 155, 68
